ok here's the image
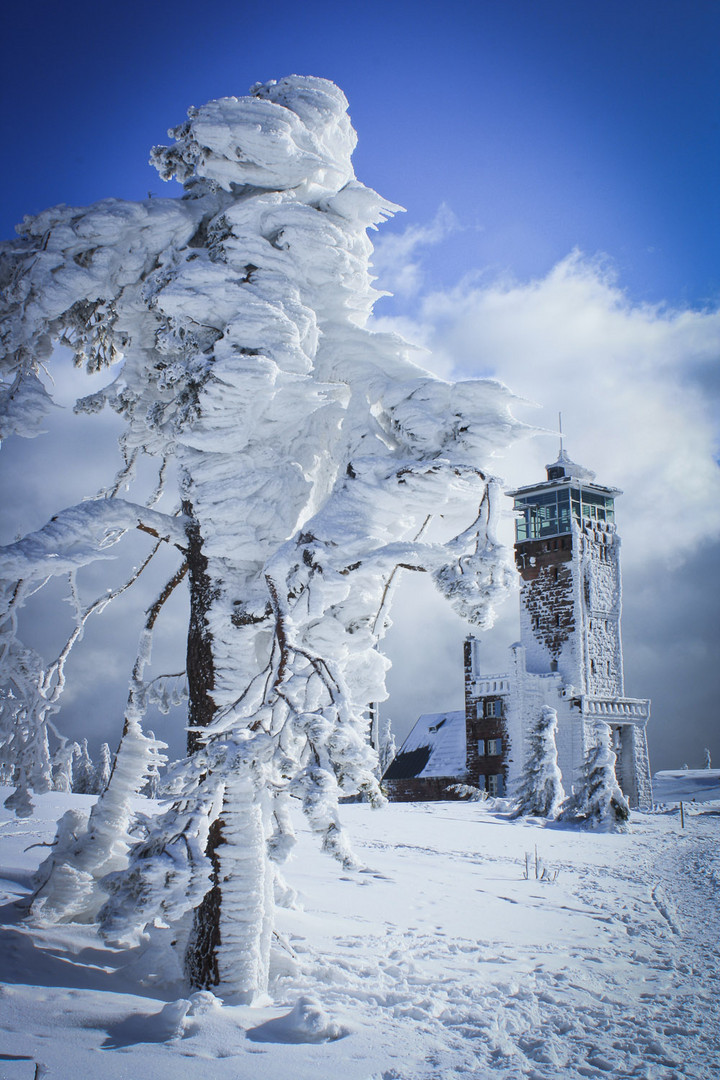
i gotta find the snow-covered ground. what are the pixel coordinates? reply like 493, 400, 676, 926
1, 790, 719, 1079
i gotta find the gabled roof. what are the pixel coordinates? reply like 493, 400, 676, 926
383, 710, 466, 780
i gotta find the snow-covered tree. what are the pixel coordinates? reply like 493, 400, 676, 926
51, 741, 77, 793
0, 76, 525, 1000
94, 743, 112, 793
513, 706, 565, 818
704, 747, 712, 770
72, 739, 96, 795
562, 722, 629, 829
377, 715, 397, 777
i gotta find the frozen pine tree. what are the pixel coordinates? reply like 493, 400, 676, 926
0, 76, 525, 1001
377, 715, 397, 778
94, 743, 112, 794
704, 747, 712, 769
72, 739, 96, 795
562, 722, 629, 829
513, 706, 565, 818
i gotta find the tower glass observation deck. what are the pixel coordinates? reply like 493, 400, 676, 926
508, 448, 621, 542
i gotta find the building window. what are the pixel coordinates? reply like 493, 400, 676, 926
485, 699, 503, 718
488, 774, 505, 797
487, 738, 503, 755
477, 738, 486, 756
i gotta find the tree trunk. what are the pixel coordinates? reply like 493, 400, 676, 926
183, 501, 217, 755
184, 772, 273, 1001
182, 505, 272, 1000
183, 500, 225, 988
184, 816, 225, 989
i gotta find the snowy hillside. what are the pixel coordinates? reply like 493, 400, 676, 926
652, 769, 720, 804
1, 793, 719, 1079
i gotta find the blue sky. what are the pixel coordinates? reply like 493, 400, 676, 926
2, 0, 718, 306
2, 0, 719, 772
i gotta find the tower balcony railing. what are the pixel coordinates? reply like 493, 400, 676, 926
470, 676, 512, 695
581, 696, 650, 724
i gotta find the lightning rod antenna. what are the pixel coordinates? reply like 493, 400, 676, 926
558, 411, 564, 456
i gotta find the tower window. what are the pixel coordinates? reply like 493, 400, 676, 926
487, 738, 503, 755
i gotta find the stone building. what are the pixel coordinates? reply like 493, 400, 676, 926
383, 448, 653, 808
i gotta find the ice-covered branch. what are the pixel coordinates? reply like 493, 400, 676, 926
0, 499, 188, 582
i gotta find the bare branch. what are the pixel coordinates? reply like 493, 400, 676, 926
144, 561, 189, 634
371, 513, 432, 635
40, 539, 167, 703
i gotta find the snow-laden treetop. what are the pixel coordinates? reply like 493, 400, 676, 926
153, 76, 359, 197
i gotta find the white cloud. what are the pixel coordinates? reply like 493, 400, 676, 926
369, 204, 461, 299
373, 250, 720, 566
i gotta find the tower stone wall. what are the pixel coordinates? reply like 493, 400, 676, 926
579, 521, 624, 696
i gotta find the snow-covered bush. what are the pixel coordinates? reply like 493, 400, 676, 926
0, 76, 526, 1000
513, 706, 565, 819
445, 783, 488, 801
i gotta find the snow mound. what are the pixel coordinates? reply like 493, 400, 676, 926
102, 990, 223, 1048
246, 994, 350, 1043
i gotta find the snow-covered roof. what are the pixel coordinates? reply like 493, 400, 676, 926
507, 447, 621, 500
383, 710, 466, 781
544, 448, 596, 483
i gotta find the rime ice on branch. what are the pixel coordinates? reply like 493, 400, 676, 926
0, 76, 526, 1000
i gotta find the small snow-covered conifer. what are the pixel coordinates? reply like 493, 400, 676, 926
95, 743, 112, 793
514, 706, 565, 818
72, 739, 96, 795
377, 716, 397, 777
562, 722, 629, 829
51, 742, 77, 793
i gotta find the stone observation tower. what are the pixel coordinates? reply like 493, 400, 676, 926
464, 445, 652, 807
511, 448, 623, 695
384, 443, 653, 808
